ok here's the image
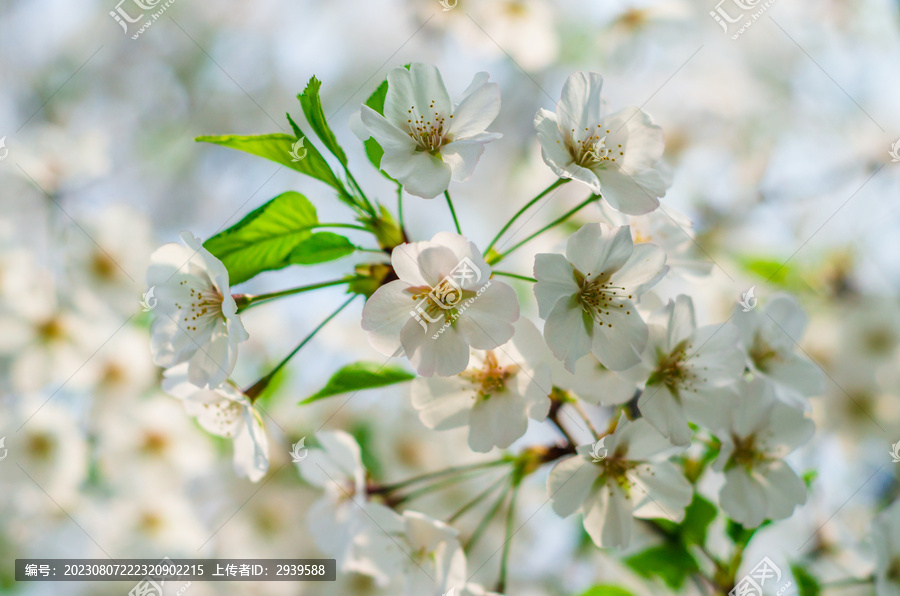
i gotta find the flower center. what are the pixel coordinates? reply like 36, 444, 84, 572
569, 126, 625, 169
175, 280, 225, 332
729, 434, 767, 470
649, 340, 707, 393
405, 102, 452, 153
575, 270, 632, 328
598, 458, 648, 498
749, 331, 781, 372
461, 351, 519, 399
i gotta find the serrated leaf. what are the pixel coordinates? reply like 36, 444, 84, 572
204, 191, 323, 285
624, 544, 699, 590
289, 232, 355, 265
302, 362, 415, 404
196, 132, 347, 197
298, 76, 347, 165
579, 586, 634, 596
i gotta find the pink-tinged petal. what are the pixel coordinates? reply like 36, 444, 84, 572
596, 168, 664, 215
556, 72, 605, 136
544, 296, 593, 372
402, 319, 470, 377
456, 281, 518, 350
410, 376, 473, 430
601, 106, 665, 172
449, 73, 501, 139
720, 468, 769, 528
360, 106, 418, 151
590, 306, 648, 371
608, 242, 668, 294
362, 280, 417, 357
468, 391, 529, 452
565, 223, 634, 279
548, 455, 599, 517
533, 253, 578, 319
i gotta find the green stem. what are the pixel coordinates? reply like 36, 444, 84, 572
465, 478, 511, 552
492, 271, 537, 283
236, 278, 353, 312
316, 223, 372, 232
820, 576, 874, 590
396, 183, 405, 233
497, 482, 521, 594
444, 190, 462, 235
492, 194, 600, 264
243, 294, 358, 401
447, 474, 510, 524
371, 459, 510, 495
392, 469, 495, 505
343, 166, 376, 215
485, 178, 568, 254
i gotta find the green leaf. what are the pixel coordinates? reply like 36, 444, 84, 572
680, 495, 717, 546
289, 232, 355, 265
359, 79, 394, 178
624, 544, 699, 590
205, 191, 326, 285
578, 586, 634, 596
196, 131, 346, 195
302, 361, 415, 404
298, 76, 347, 165
790, 564, 821, 596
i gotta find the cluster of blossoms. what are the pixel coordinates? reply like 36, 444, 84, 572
143, 65, 837, 593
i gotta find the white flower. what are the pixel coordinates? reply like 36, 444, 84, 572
296, 430, 381, 579
550, 353, 637, 406
547, 414, 691, 548
162, 364, 269, 482
873, 500, 900, 596
533, 223, 667, 372
631, 295, 744, 446
362, 232, 518, 377
358, 63, 501, 199
147, 231, 248, 389
534, 72, 671, 215
352, 509, 467, 596
713, 379, 813, 528
411, 319, 552, 452
733, 294, 824, 407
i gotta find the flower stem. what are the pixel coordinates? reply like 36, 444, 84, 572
370, 459, 510, 495
497, 481, 521, 594
492, 194, 600, 264
236, 278, 353, 312
447, 474, 510, 524
485, 178, 568, 254
548, 408, 577, 446
570, 400, 601, 440
444, 190, 463, 235
396, 183, 405, 233
465, 478, 511, 552
316, 223, 372, 232
343, 166, 376, 216
492, 271, 537, 283
392, 468, 498, 505
243, 294, 358, 401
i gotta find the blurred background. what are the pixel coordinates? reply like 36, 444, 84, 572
1, 0, 900, 593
